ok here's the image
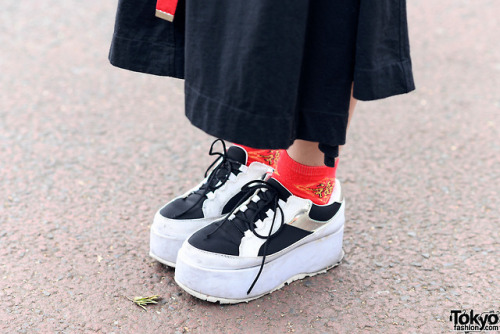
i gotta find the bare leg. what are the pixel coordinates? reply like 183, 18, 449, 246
287, 92, 357, 166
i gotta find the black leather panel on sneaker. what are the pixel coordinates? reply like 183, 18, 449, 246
309, 202, 341, 222
257, 225, 311, 256
226, 146, 247, 165
221, 188, 248, 214
188, 220, 243, 256
267, 178, 292, 201
160, 195, 205, 220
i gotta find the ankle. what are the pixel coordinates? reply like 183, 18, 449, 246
286, 140, 325, 167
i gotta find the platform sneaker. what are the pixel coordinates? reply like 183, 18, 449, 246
174, 177, 345, 303
150, 139, 274, 266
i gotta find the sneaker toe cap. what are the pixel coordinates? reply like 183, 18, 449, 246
159, 196, 205, 220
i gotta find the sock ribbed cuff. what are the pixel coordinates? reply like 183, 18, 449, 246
276, 150, 338, 178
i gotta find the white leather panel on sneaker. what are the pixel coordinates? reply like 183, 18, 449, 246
239, 230, 266, 257
330, 178, 343, 203
202, 162, 273, 218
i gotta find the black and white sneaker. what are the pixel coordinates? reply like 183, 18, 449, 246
150, 139, 274, 267
174, 178, 345, 303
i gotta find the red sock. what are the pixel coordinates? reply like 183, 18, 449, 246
272, 150, 337, 205
235, 145, 282, 169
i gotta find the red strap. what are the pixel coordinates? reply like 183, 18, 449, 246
156, 0, 178, 21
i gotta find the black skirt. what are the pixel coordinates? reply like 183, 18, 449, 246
109, 0, 415, 164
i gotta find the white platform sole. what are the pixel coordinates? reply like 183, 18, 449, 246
174, 225, 344, 304
149, 226, 184, 267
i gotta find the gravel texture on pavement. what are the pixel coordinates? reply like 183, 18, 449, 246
1, 0, 499, 333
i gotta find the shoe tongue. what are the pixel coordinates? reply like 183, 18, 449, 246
227, 146, 247, 165
267, 178, 292, 201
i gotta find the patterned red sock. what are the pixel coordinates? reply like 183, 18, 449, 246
272, 150, 337, 205
235, 145, 282, 169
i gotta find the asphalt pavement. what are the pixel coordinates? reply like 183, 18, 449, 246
1, 0, 499, 332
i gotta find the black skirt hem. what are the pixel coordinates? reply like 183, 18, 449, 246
185, 83, 348, 150
353, 59, 415, 101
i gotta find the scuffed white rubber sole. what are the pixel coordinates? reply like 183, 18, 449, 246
149, 251, 176, 267
175, 225, 345, 304
149, 226, 184, 267
176, 250, 344, 304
